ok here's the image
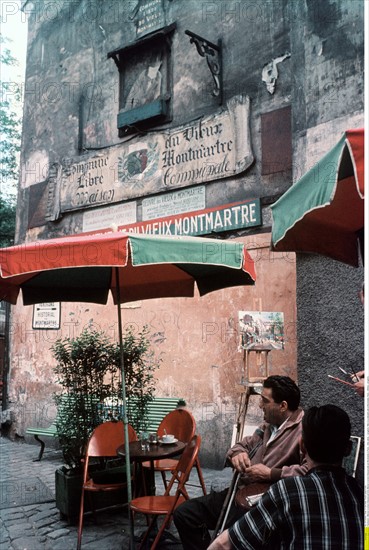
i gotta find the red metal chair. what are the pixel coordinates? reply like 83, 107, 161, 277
130, 435, 201, 549
77, 421, 137, 550
142, 408, 207, 495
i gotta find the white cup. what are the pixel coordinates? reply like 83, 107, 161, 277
162, 434, 175, 443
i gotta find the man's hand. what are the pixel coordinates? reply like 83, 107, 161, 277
231, 452, 251, 472
243, 463, 272, 482
351, 370, 365, 397
353, 378, 365, 397
208, 529, 232, 550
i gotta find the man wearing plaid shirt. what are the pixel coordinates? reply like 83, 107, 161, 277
209, 404, 363, 549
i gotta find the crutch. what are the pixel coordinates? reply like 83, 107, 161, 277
211, 471, 241, 541
211, 383, 263, 541
210, 438, 263, 542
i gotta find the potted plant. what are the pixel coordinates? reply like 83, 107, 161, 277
52, 325, 159, 523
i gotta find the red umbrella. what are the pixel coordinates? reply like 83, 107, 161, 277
0, 231, 256, 304
0, 230, 256, 548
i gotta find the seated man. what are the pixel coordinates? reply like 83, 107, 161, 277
174, 375, 308, 550
209, 404, 363, 549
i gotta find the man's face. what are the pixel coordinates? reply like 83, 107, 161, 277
259, 387, 285, 426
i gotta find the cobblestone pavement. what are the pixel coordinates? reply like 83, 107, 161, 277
0, 437, 233, 549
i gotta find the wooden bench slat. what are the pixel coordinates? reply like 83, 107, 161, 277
26, 428, 57, 436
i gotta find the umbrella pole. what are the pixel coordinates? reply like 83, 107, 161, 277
115, 268, 135, 550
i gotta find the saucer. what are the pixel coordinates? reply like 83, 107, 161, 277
159, 438, 178, 445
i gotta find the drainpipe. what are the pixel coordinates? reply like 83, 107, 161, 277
1, 302, 10, 410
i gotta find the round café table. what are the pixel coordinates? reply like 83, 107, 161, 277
117, 439, 186, 496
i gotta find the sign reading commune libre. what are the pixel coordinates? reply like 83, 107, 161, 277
135, 0, 166, 38
60, 95, 253, 213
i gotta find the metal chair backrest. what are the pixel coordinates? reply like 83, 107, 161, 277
157, 409, 196, 443
86, 420, 137, 457
78, 421, 137, 549
342, 435, 361, 477
165, 435, 201, 496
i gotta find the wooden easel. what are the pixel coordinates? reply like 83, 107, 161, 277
215, 348, 271, 538
232, 347, 271, 445
244, 347, 271, 384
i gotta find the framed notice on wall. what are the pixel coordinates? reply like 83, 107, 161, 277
32, 303, 61, 330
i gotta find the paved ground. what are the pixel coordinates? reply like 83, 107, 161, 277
0, 437, 233, 549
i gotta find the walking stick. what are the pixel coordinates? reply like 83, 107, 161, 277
211, 471, 241, 541
211, 384, 263, 541
210, 439, 263, 542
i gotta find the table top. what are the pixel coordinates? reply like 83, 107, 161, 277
117, 440, 186, 461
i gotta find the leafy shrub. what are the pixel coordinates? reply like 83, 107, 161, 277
52, 326, 159, 469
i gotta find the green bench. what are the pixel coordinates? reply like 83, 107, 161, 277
133, 397, 184, 433
26, 396, 183, 461
26, 394, 98, 462
26, 422, 58, 461
25, 394, 84, 462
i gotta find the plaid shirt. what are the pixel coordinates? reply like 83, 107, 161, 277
229, 466, 363, 549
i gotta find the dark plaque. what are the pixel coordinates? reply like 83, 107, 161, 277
261, 106, 292, 175
28, 180, 49, 229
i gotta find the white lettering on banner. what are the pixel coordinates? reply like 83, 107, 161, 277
123, 200, 261, 236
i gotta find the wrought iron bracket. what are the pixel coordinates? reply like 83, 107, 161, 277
185, 30, 222, 104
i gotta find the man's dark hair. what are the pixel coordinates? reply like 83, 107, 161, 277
302, 405, 351, 463
263, 375, 300, 410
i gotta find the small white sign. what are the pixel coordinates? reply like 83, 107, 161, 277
83, 202, 137, 233
33, 303, 61, 330
142, 187, 206, 220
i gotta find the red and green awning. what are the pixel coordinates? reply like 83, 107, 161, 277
271, 128, 364, 267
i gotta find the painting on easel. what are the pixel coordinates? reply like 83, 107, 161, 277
238, 311, 284, 351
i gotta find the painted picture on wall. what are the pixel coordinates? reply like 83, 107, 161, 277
238, 311, 284, 350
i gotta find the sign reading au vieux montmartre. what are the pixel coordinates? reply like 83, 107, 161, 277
121, 198, 261, 236
60, 95, 253, 214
